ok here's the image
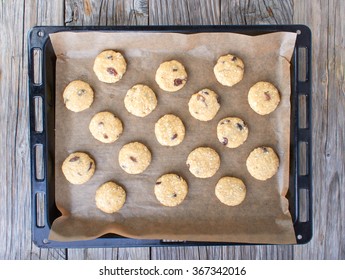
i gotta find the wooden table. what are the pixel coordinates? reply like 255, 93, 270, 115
1, 0, 344, 260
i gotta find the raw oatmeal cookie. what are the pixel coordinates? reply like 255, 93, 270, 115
248, 81, 280, 115
62, 152, 95, 184
154, 173, 188, 207
155, 114, 185, 146
214, 54, 244, 87
217, 117, 249, 148
215, 176, 246, 206
89, 111, 123, 143
124, 84, 157, 117
118, 142, 151, 174
155, 60, 187, 92
186, 147, 220, 178
188, 88, 220, 121
95, 181, 126, 213
62, 80, 94, 112
93, 50, 127, 83
246, 146, 279, 180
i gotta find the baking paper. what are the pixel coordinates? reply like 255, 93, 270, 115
49, 31, 297, 244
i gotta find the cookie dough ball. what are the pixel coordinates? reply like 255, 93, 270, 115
186, 147, 220, 178
214, 54, 244, 87
95, 181, 126, 213
89, 111, 123, 143
248, 81, 280, 115
217, 117, 249, 148
155, 114, 185, 146
155, 60, 187, 92
246, 146, 279, 180
118, 142, 151, 174
124, 84, 157, 117
215, 177, 246, 206
93, 50, 127, 83
188, 88, 220, 121
154, 174, 188, 207
62, 80, 94, 112
62, 152, 95, 184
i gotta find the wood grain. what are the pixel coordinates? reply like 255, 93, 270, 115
0, 0, 65, 259
149, 0, 220, 25
1, 0, 344, 260
221, 0, 293, 25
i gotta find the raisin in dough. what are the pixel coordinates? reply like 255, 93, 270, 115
89, 111, 123, 143
93, 50, 127, 83
188, 88, 220, 121
155, 114, 185, 146
62, 152, 95, 184
214, 54, 244, 87
186, 147, 220, 178
62, 80, 94, 112
248, 81, 280, 115
118, 142, 151, 174
155, 60, 187, 92
246, 146, 279, 180
217, 117, 249, 148
154, 174, 188, 207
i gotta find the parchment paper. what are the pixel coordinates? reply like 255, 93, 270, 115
49, 31, 297, 244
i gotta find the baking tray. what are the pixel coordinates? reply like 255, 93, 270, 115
28, 25, 312, 248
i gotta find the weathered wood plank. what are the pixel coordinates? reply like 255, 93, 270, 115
150, 246, 201, 260
293, 0, 345, 260
0, 0, 66, 259
65, 0, 148, 26
118, 248, 150, 260
149, 0, 220, 25
221, 0, 293, 25
67, 248, 117, 260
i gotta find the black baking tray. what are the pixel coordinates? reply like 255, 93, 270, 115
28, 25, 312, 248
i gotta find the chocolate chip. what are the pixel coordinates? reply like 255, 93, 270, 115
69, 156, 80, 162
77, 89, 86, 96
87, 162, 93, 171
172, 68, 178, 72
103, 134, 108, 139
264, 91, 271, 101
236, 123, 244, 130
261, 147, 268, 153
106, 67, 117, 76
202, 90, 209, 95
171, 193, 177, 198
222, 137, 228, 145
130, 156, 137, 162
231, 56, 238, 61
98, 122, 104, 128
77, 172, 82, 176
174, 78, 184, 86
106, 55, 113, 60
171, 133, 178, 140
155, 181, 162, 185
